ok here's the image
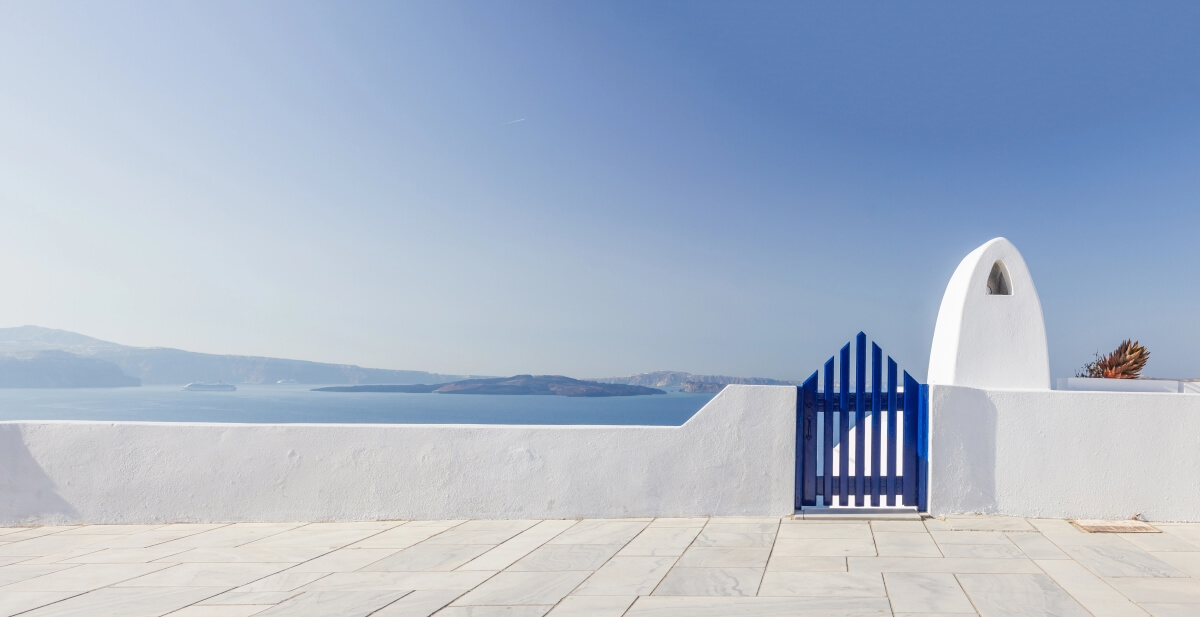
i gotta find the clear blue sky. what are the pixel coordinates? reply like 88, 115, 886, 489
2, 2, 1198, 380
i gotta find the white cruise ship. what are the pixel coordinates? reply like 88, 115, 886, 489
183, 381, 237, 392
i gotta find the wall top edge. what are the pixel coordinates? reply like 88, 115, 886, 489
0, 420, 685, 430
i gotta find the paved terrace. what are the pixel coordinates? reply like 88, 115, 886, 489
0, 515, 1198, 616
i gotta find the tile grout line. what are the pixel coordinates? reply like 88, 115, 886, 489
753, 518, 782, 596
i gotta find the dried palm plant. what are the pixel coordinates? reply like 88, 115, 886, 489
1076, 340, 1151, 379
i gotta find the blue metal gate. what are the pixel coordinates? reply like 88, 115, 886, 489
795, 332, 928, 510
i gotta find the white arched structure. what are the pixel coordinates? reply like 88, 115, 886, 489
928, 238, 1050, 390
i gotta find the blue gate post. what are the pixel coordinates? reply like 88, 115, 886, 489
797, 372, 819, 508
902, 372, 920, 507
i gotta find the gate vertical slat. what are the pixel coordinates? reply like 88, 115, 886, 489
855, 332, 866, 507
918, 384, 929, 512
823, 357, 835, 505
886, 357, 898, 507
902, 371, 920, 507
799, 372, 819, 507
870, 343, 882, 507
839, 343, 850, 507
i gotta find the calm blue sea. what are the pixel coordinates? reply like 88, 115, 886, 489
0, 385, 714, 425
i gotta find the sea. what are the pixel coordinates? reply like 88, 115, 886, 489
0, 385, 715, 425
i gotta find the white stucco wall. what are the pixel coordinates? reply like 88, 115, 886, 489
0, 385, 796, 525
928, 238, 1050, 390
928, 384, 1200, 522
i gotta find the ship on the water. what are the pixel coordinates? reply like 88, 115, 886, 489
183, 381, 237, 392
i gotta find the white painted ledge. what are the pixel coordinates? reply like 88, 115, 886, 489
0, 385, 797, 525
1057, 377, 1200, 394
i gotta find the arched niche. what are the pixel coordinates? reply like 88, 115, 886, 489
928, 238, 1049, 390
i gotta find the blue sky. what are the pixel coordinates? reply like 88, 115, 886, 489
2, 2, 1199, 380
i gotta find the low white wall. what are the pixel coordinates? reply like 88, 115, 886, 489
929, 385, 1200, 522
0, 385, 796, 525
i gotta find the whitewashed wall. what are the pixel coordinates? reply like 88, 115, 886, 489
929, 384, 1200, 522
0, 385, 796, 525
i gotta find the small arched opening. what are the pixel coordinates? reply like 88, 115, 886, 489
987, 260, 1011, 295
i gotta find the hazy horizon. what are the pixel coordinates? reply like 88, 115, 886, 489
3, 3, 1200, 381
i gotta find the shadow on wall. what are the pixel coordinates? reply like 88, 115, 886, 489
933, 388, 998, 513
0, 425, 77, 522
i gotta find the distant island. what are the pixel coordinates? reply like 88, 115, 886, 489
0, 351, 141, 388
315, 375, 666, 397
0, 325, 474, 386
594, 370, 800, 389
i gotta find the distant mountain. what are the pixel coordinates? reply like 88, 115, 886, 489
0, 326, 471, 386
315, 375, 666, 397
595, 371, 800, 389
0, 350, 140, 388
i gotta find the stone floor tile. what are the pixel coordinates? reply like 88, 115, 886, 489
778, 524, 872, 540
869, 521, 927, 533
201, 591, 303, 605
758, 571, 884, 598
571, 557, 676, 596
691, 531, 776, 548
0, 555, 36, 567
0, 528, 78, 542
0, 534, 112, 557
253, 590, 409, 617
80, 524, 230, 550
58, 546, 192, 563
0, 564, 79, 587
872, 532, 942, 557
653, 567, 763, 596
703, 523, 780, 534
302, 570, 494, 591
290, 548, 399, 572
930, 531, 1015, 545
1007, 532, 1070, 560
55, 525, 164, 536
370, 589, 463, 616
507, 544, 621, 571
771, 539, 876, 557
234, 571, 331, 593
1035, 560, 1149, 617
0, 591, 82, 617
350, 525, 459, 550
1119, 533, 1200, 553
945, 516, 1034, 532
957, 573, 1091, 616
457, 523, 576, 572
648, 519, 708, 528
849, 557, 1041, 574
923, 518, 952, 532
14, 550, 105, 565
115, 562, 290, 587
158, 547, 330, 564
623, 595, 892, 616
1064, 545, 1188, 578
5, 562, 175, 591
18, 586, 225, 617
892, 614, 977, 617
800, 512, 922, 521
1104, 577, 1200, 603
1139, 604, 1200, 617
883, 572, 975, 613
364, 544, 492, 572
765, 555, 847, 572
157, 524, 307, 550
436, 607, 550, 617
544, 595, 635, 616
676, 547, 771, 568
939, 544, 1027, 559
453, 571, 589, 606
1151, 552, 1200, 578
169, 606, 267, 616
243, 527, 389, 549
707, 517, 783, 525
0, 528, 35, 538
1156, 525, 1200, 546
403, 521, 468, 527
546, 521, 647, 546
423, 526, 531, 546
618, 527, 701, 556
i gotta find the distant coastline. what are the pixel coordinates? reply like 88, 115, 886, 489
315, 375, 666, 398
